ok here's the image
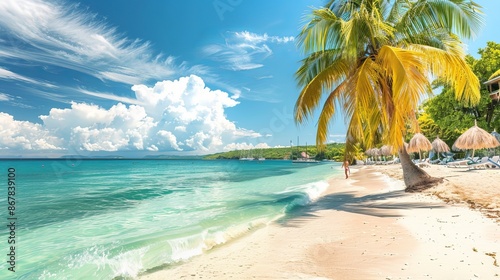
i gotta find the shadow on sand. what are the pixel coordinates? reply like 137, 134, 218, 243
275, 185, 444, 228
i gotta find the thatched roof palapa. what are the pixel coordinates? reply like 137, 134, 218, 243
452, 120, 500, 157
380, 145, 393, 156
407, 133, 432, 160
431, 136, 450, 153
407, 133, 432, 153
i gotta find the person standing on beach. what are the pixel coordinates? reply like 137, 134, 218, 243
341, 161, 350, 179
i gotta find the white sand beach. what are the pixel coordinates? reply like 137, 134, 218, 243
141, 164, 500, 279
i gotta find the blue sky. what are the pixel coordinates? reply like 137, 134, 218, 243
0, 0, 498, 157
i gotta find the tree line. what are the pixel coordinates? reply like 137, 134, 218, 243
203, 143, 348, 161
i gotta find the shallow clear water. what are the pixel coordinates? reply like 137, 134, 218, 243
0, 159, 340, 279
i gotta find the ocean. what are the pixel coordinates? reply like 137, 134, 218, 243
0, 159, 340, 279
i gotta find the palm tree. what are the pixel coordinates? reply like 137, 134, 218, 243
295, 0, 483, 191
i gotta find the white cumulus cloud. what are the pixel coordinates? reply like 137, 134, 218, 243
0, 75, 263, 155
223, 142, 271, 151
131, 75, 259, 151
0, 113, 64, 150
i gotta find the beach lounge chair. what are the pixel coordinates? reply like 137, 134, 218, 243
446, 159, 471, 168
383, 157, 399, 165
468, 157, 493, 170
487, 156, 500, 168
429, 158, 441, 164
439, 153, 455, 165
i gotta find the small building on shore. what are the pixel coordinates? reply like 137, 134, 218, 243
484, 75, 500, 102
484, 74, 500, 126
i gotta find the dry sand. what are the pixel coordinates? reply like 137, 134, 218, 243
140, 164, 500, 279
376, 163, 500, 222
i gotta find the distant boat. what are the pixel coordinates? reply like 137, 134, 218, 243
256, 149, 265, 161
239, 157, 255, 161
239, 149, 254, 161
292, 137, 319, 163
292, 158, 320, 163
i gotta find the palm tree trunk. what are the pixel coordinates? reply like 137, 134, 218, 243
398, 146, 443, 192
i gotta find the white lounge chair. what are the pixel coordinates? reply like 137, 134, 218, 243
383, 157, 399, 165
468, 157, 493, 170
488, 156, 500, 168
446, 159, 470, 168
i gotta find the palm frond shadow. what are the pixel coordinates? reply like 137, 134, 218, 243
276, 189, 443, 227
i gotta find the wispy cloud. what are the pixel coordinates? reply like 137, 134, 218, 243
203, 43, 267, 71
203, 31, 294, 71
0, 92, 34, 108
258, 75, 274, 80
329, 134, 346, 143
78, 88, 144, 105
0, 67, 56, 88
237, 88, 282, 103
201, 76, 243, 99
0, 0, 179, 85
0, 92, 11, 101
234, 31, 294, 44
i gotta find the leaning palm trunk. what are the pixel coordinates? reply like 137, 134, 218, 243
398, 147, 442, 192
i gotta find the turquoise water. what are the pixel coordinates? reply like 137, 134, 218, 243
0, 159, 340, 279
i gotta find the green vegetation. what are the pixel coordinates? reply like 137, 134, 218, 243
203, 143, 346, 161
419, 41, 500, 154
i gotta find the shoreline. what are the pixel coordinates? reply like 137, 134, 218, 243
140, 165, 500, 279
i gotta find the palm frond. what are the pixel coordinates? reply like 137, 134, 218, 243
376, 46, 432, 148
409, 44, 480, 106
342, 59, 386, 152
315, 83, 346, 149
297, 8, 343, 53
386, 0, 411, 25
295, 50, 342, 86
399, 0, 483, 39
294, 57, 350, 124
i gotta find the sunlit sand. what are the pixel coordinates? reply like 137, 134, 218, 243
141, 164, 500, 279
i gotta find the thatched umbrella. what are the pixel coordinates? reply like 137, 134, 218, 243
452, 120, 500, 157
380, 145, 393, 161
371, 148, 381, 162
431, 136, 450, 160
380, 145, 393, 156
408, 133, 432, 160
364, 148, 374, 161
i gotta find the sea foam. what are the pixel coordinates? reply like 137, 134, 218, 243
278, 180, 329, 209
167, 217, 272, 263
